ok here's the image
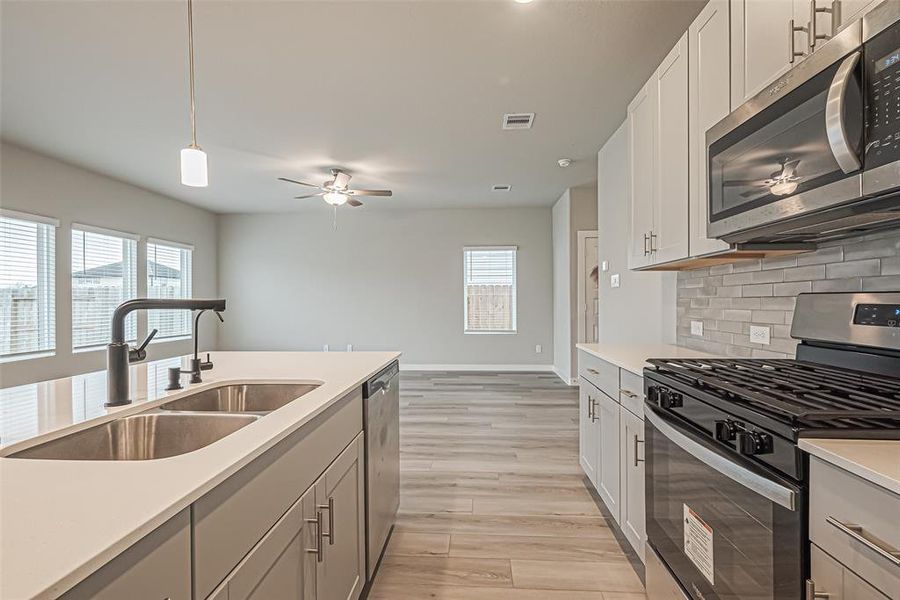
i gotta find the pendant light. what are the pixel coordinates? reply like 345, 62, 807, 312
180, 0, 208, 187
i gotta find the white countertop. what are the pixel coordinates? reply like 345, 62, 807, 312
576, 342, 718, 376
0, 351, 400, 600
799, 438, 900, 496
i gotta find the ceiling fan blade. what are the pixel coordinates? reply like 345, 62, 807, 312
332, 171, 352, 189
346, 189, 393, 197
347, 198, 364, 207
294, 192, 325, 200
279, 177, 321, 189
723, 180, 764, 187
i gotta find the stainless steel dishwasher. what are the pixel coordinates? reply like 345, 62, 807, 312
362, 361, 400, 580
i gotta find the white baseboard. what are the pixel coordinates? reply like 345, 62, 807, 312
400, 363, 554, 373
552, 366, 578, 386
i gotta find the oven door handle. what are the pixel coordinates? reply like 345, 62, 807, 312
645, 406, 797, 511
825, 50, 862, 174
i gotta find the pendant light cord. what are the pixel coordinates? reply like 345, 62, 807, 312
187, 0, 198, 148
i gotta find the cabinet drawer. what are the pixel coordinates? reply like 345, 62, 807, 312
193, 389, 363, 600
578, 351, 619, 401
619, 370, 644, 418
809, 457, 900, 599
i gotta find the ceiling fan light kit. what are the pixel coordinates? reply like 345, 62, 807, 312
278, 169, 392, 210
180, 0, 208, 188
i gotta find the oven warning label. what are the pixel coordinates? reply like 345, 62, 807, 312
684, 504, 714, 585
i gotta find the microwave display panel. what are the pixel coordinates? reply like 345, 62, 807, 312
874, 47, 900, 73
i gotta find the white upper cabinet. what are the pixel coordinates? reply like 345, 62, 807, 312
653, 33, 690, 264
730, 0, 797, 107
627, 77, 657, 270
689, 0, 731, 256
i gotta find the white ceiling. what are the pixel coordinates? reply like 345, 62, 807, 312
1, 0, 704, 213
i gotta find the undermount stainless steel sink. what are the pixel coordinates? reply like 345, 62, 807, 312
160, 383, 320, 413
9, 412, 259, 461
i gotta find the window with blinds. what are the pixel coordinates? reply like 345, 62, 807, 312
147, 239, 193, 339
463, 246, 517, 333
72, 226, 138, 349
0, 211, 56, 360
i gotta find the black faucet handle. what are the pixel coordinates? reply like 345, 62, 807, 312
200, 352, 214, 371
129, 328, 159, 362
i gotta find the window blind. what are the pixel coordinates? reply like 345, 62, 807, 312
0, 213, 56, 359
147, 240, 193, 339
71, 227, 137, 349
463, 246, 517, 333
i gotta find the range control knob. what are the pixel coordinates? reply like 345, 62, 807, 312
647, 386, 662, 405
737, 430, 774, 456
714, 419, 740, 442
659, 389, 683, 409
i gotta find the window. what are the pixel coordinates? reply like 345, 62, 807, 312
0, 210, 56, 360
463, 246, 517, 333
147, 239, 193, 339
71, 225, 138, 349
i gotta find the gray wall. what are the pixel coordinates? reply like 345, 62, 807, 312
677, 229, 900, 358
217, 208, 553, 367
597, 122, 677, 345
0, 142, 219, 387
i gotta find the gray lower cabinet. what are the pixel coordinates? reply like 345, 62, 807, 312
60, 509, 191, 600
315, 433, 366, 600
619, 406, 646, 563
810, 543, 890, 600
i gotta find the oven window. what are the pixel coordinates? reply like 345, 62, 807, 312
645, 414, 803, 600
708, 58, 862, 223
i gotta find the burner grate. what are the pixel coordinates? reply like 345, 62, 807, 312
647, 358, 900, 431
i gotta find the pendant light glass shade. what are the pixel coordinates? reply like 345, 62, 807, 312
324, 191, 349, 206
181, 146, 208, 187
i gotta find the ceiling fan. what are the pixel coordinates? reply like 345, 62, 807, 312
724, 159, 803, 198
278, 169, 393, 207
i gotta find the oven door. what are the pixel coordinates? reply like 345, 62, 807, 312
706, 24, 864, 242
645, 404, 804, 600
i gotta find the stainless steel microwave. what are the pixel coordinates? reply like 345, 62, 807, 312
707, 2, 900, 244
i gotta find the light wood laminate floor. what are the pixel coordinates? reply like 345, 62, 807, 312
368, 371, 645, 599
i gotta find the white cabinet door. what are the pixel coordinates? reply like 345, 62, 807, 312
579, 381, 599, 486
730, 0, 797, 108
595, 391, 621, 524
619, 408, 646, 563
653, 33, 690, 264
316, 434, 366, 600
689, 0, 732, 257
627, 77, 656, 270
838, 0, 881, 28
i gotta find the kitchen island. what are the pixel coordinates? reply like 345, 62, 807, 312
0, 351, 400, 600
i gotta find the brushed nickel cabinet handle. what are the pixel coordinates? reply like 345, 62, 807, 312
825, 516, 900, 566
789, 19, 807, 64
634, 434, 644, 467
586, 368, 600, 375
590, 397, 599, 423
317, 496, 335, 545
587, 394, 593, 420
805, 579, 830, 599
306, 510, 324, 562
620, 389, 639, 399
649, 231, 658, 253
808, 0, 837, 52
643, 233, 650, 256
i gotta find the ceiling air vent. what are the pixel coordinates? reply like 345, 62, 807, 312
501, 113, 535, 130
492, 184, 512, 192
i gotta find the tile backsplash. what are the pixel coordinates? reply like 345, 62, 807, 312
676, 229, 900, 358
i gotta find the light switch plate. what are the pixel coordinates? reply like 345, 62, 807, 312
690, 320, 703, 336
535, 344, 542, 353
750, 325, 771, 345
610, 274, 620, 288
601, 260, 609, 272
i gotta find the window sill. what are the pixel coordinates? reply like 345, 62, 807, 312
0, 350, 56, 364
464, 330, 518, 335
73, 342, 136, 354
150, 334, 192, 344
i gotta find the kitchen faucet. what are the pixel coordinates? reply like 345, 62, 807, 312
106, 298, 226, 406
164, 308, 225, 391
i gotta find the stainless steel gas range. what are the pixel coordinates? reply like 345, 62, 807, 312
643, 292, 900, 600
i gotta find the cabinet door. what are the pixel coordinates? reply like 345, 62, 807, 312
619, 408, 646, 563
653, 33, 690, 264
839, 0, 881, 28
810, 544, 845, 600
627, 77, 656, 270
595, 391, 621, 524
689, 0, 732, 257
316, 433, 366, 600
579, 382, 599, 486
216, 487, 317, 600
730, 0, 797, 107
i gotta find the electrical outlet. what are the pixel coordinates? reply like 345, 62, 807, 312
323, 344, 329, 352
347, 344, 353, 352
601, 260, 609, 272
610, 273, 620, 288
750, 325, 771, 345
535, 344, 542, 353
690, 320, 703, 336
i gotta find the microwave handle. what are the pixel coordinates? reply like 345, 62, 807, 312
825, 50, 862, 174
